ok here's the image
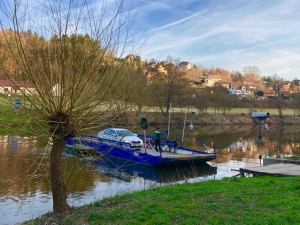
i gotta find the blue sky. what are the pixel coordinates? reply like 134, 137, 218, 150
130, 0, 300, 80
2, 0, 299, 80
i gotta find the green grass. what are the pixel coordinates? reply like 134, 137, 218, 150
142, 106, 298, 116
0, 100, 44, 135
29, 176, 300, 225
185, 107, 297, 116
290, 156, 300, 160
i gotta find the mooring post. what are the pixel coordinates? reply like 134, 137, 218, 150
259, 154, 262, 165
258, 120, 262, 140
144, 130, 147, 154
240, 169, 244, 177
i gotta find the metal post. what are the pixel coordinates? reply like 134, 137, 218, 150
167, 103, 172, 140
258, 119, 262, 140
181, 106, 187, 146
144, 130, 147, 153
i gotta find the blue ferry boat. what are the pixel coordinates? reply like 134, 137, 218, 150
66, 135, 217, 167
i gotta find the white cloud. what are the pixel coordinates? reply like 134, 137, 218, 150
135, 0, 300, 80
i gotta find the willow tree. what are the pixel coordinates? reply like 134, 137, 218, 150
0, 0, 136, 214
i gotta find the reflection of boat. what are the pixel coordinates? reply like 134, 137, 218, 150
67, 135, 217, 167
92, 156, 217, 183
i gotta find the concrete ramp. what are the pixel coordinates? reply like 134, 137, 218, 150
240, 163, 300, 177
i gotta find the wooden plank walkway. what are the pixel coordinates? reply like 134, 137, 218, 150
240, 163, 300, 177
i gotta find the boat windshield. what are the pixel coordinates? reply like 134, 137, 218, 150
116, 129, 134, 137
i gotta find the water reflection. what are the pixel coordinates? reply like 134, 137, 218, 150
91, 157, 217, 183
1, 124, 300, 224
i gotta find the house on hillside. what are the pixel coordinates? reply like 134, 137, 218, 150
229, 85, 251, 96
281, 84, 290, 93
256, 89, 276, 97
0, 79, 37, 96
157, 64, 168, 74
220, 80, 235, 90
224, 72, 232, 80
245, 84, 257, 91
51, 83, 63, 96
145, 71, 153, 85
147, 61, 158, 70
204, 75, 222, 87
124, 54, 135, 62
178, 61, 191, 70
160, 61, 168, 67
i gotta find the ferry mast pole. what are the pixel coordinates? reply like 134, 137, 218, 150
167, 103, 172, 140
182, 106, 195, 147
181, 107, 188, 146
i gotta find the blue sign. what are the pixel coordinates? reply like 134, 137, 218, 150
15, 99, 21, 111
12, 137, 18, 153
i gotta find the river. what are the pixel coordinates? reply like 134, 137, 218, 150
0, 124, 299, 224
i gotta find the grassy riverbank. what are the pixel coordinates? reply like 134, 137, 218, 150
2, 100, 300, 127
0, 107, 44, 135
29, 176, 300, 224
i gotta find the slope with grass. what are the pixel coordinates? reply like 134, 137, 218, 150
29, 176, 300, 224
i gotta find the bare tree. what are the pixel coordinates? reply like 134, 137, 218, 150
273, 75, 284, 119
211, 83, 226, 115
152, 57, 188, 115
0, 0, 137, 214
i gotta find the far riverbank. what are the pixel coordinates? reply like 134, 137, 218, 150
113, 112, 300, 126
1, 107, 300, 133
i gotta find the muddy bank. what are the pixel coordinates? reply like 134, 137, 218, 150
113, 113, 300, 126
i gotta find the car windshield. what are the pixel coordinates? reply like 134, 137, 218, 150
116, 129, 134, 137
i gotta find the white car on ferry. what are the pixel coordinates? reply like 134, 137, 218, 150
97, 128, 143, 149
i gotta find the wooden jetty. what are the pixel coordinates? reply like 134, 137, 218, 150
239, 163, 300, 177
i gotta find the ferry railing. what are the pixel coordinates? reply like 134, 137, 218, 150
68, 135, 132, 150
67, 135, 216, 157
138, 135, 216, 155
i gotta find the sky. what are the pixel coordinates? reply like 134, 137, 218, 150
130, 0, 300, 80
1, 0, 299, 80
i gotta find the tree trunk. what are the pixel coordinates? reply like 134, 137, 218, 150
50, 137, 68, 214
166, 87, 172, 114
277, 96, 283, 119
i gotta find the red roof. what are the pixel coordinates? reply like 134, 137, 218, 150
282, 84, 290, 91
220, 80, 235, 85
259, 89, 276, 95
208, 75, 222, 80
0, 79, 35, 88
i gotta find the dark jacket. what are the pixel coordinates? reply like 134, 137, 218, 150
154, 130, 165, 140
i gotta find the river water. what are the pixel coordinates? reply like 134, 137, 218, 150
0, 124, 299, 224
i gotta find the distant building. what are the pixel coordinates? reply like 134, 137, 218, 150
51, 83, 63, 96
0, 79, 37, 96
147, 61, 158, 69
229, 85, 251, 96
256, 89, 276, 97
281, 84, 290, 92
157, 64, 168, 74
205, 75, 222, 87
220, 80, 235, 89
178, 61, 192, 70
124, 54, 135, 62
